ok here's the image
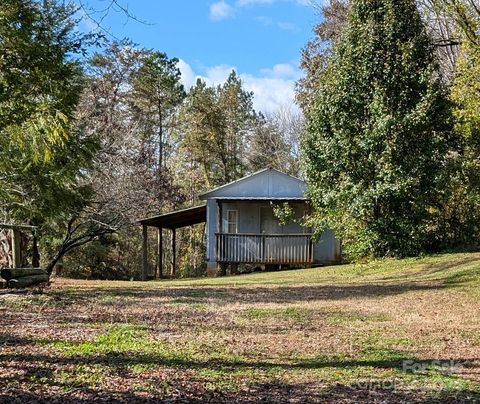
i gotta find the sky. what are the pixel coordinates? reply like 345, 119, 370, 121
81, 0, 320, 112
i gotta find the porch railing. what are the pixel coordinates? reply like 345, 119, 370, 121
215, 233, 314, 264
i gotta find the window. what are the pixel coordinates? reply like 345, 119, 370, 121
227, 210, 238, 234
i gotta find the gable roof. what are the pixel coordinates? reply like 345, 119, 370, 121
199, 168, 307, 200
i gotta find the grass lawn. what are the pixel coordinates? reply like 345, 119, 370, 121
1, 252, 480, 402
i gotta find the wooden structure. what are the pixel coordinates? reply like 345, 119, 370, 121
0, 223, 47, 288
0, 223, 40, 269
138, 205, 206, 281
139, 168, 341, 278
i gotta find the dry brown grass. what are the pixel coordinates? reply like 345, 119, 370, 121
0, 252, 479, 402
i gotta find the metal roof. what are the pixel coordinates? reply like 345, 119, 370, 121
199, 167, 306, 200
138, 204, 206, 229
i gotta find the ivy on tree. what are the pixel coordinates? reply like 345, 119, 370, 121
302, 0, 452, 258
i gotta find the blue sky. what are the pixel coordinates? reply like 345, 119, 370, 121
82, 0, 319, 112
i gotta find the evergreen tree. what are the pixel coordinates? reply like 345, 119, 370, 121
302, 0, 452, 258
130, 52, 185, 172
0, 0, 96, 224
179, 72, 255, 187
0, 0, 101, 273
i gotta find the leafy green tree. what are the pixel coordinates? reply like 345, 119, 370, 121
302, 0, 452, 258
217, 71, 255, 181
433, 5, 480, 248
0, 0, 101, 273
0, 0, 85, 165
177, 79, 226, 188
64, 41, 185, 279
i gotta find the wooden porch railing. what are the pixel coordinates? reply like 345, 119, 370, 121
215, 233, 314, 264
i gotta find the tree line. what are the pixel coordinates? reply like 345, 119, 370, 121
0, 0, 300, 278
1, 0, 479, 277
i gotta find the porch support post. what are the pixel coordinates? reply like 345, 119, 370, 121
157, 227, 163, 279
216, 200, 226, 276
142, 224, 148, 281
12, 229, 22, 268
171, 227, 176, 278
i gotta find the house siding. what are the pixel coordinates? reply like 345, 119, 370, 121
203, 168, 341, 272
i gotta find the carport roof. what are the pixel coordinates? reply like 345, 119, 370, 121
138, 204, 206, 229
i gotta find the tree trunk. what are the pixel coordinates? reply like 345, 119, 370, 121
8, 274, 49, 288
45, 247, 65, 276
1, 267, 46, 280
158, 103, 163, 171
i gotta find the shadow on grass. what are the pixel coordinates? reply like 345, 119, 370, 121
48, 282, 446, 308
0, 333, 35, 347
378, 254, 480, 283
0, 350, 415, 371
1, 383, 478, 403
0, 352, 478, 403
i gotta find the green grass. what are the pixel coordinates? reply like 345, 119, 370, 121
2, 251, 480, 401
241, 307, 309, 322
327, 312, 390, 324
48, 251, 480, 289
51, 324, 149, 356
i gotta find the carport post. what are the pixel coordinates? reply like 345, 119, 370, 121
157, 227, 163, 279
171, 227, 176, 277
142, 224, 148, 281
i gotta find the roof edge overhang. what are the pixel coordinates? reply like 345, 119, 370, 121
138, 204, 206, 229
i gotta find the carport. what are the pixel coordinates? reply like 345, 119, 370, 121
138, 204, 206, 280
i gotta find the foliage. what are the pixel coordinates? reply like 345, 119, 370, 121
271, 202, 296, 226
0, 0, 90, 164
178, 72, 257, 188
431, 7, 480, 249
0, 0, 102, 271
296, 0, 349, 113
130, 52, 186, 171
302, 0, 452, 259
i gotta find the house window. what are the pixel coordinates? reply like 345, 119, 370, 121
227, 210, 238, 234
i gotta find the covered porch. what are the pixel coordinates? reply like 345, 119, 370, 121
206, 197, 314, 275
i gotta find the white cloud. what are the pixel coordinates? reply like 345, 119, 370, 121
209, 1, 235, 21
211, 0, 311, 22
177, 59, 196, 89
276, 21, 299, 32
242, 74, 298, 112
261, 63, 301, 79
178, 60, 300, 113
206, 65, 237, 85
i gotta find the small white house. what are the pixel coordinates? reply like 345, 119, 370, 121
139, 168, 341, 278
